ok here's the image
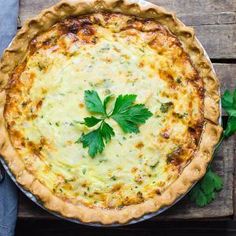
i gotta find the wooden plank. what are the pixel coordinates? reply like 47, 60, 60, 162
215, 63, 236, 116
18, 132, 235, 220
215, 64, 236, 93
19, 0, 236, 25
18, 0, 236, 59
152, 0, 236, 14
15, 220, 236, 236
193, 24, 236, 59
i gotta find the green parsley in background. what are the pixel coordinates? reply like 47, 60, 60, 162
189, 89, 236, 207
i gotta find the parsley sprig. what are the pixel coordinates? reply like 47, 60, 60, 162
190, 168, 223, 207
189, 89, 236, 207
76, 90, 152, 157
220, 89, 236, 138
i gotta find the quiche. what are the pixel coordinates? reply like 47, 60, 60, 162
0, 0, 222, 224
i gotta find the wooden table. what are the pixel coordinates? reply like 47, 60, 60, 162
17, 0, 236, 221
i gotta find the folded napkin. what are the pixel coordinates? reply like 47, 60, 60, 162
0, 0, 19, 235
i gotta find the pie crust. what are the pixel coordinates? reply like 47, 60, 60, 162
0, 0, 222, 224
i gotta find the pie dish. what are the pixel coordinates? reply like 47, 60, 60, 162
0, 0, 222, 224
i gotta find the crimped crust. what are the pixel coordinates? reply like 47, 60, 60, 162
0, 0, 222, 224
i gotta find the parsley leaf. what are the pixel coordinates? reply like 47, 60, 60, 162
221, 89, 236, 138
77, 121, 115, 158
111, 95, 152, 133
84, 90, 105, 114
103, 95, 113, 114
190, 168, 223, 207
221, 89, 236, 117
224, 116, 236, 138
111, 94, 137, 114
78, 129, 104, 158
83, 116, 102, 127
77, 91, 152, 157
190, 185, 209, 207
100, 121, 115, 143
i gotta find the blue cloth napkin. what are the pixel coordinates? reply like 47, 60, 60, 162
0, 0, 19, 54
0, 0, 19, 235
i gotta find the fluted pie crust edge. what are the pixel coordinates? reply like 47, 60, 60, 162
0, 0, 222, 224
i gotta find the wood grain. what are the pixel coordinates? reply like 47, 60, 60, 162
215, 63, 236, 116
18, 0, 236, 59
214, 64, 236, 92
15, 220, 236, 236
19, 0, 236, 25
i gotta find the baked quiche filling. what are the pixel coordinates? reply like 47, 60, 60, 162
4, 13, 204, 209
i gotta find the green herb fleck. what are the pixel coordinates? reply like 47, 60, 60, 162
176, 77, 182, 83
160, 102, 173, 113
82, 168, 87, 175
99, 159, 108, 163
105, 89, 111, 95
150, 161, 159, 169
139, 47, 145, 53
111, 176, 117, 181
174, 112, 188, 119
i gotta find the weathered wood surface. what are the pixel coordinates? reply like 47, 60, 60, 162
17, 0, 236, 220
215, 64, 236, 92
214, 64, 236, 116
19, 0, 236, 59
